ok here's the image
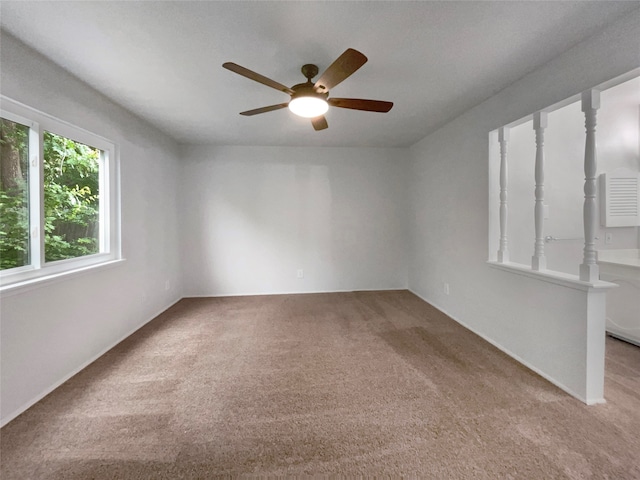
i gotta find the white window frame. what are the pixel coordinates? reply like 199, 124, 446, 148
0, 96, 121, 291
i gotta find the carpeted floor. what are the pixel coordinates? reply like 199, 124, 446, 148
1, 290, 639, 478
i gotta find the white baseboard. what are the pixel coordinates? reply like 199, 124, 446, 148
0, 296, 183, 427
183, 287, 408, 298
407, 288, 599, 405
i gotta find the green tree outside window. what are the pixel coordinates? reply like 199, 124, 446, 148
0, 119, 101, 270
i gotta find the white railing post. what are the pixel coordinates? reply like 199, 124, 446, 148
497, 127, 509, 263
531, 112, 547, 271
580, 90, 600, 282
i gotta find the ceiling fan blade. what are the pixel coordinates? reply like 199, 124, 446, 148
328, 98, 393, 113
223, 62, 295, 95
314, 48, 367, 92
311, 115, 328, 131
239, 103, 289, 116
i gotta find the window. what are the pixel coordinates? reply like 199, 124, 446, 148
1, 97, 120, 289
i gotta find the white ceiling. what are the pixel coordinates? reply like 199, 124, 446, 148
1, 1, 638, 148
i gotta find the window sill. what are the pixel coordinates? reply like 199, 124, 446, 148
487, 261, 617, 292
0, 258, 126, 297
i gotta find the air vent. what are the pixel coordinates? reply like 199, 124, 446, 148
600, 169, 640, 227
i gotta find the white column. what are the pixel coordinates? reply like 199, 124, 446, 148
497, 127, 509, 263
585, 289, 607, 404
531, 112, 547, 271
580, 90, 600, 282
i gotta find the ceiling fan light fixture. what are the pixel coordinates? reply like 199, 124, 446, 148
288, 96, 329, 118
223, 49, 392, 130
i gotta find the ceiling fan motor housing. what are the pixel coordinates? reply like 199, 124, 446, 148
291, 64, 328, 102
301, 64, 319, 80
291, 81, 329, 102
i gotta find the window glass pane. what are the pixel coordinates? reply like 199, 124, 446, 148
0, 118, 30, 270
44, 131, 100, 262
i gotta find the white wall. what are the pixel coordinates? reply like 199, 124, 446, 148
0, 34, 183, 425
408, 10, 640, 403
181, 145, 408, 296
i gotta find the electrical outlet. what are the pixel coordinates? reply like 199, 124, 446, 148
297, 269, 304, 279
444, 282, 450, 295
165, 280, 170, 291
605, 232, 613, 245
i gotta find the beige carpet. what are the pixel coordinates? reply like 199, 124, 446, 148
1, 290, 639, 478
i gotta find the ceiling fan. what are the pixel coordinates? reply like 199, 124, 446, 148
222, 48, 393, 131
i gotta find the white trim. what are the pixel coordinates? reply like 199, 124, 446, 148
497, 68, 640, 133
1, 96, 115, 148
487, 261, 617, 292
608, 332, 640, 348
595, 67, 640, 93
33, 119, 44, 268
0, 258, 125, 297
0, 295, 182, 427
183, 287, 408, 298
407, 288, 604, 405
1, 252, 120, 288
